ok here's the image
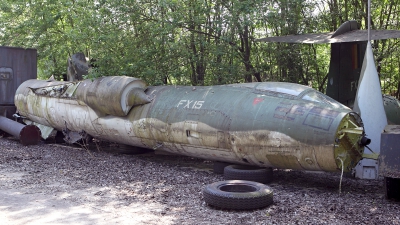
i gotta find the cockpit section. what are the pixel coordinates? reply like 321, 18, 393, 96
228, 82, 349, 109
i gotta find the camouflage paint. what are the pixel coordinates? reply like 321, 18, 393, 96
15, 77, 365, 172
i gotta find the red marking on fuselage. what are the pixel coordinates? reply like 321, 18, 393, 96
253, 98, 264, 105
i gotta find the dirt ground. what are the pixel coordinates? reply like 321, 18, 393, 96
1, 136, 399, 225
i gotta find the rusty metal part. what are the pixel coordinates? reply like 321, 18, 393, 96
334, 113, 365, 172
23, 120, 54, 140
0, 116, 41, 145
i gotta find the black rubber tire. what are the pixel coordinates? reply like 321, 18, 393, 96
224, 165, 273, 184
213, 161, 233, 174
203, 180, 273, 210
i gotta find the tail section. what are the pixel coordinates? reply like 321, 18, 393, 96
353, 42, 388, 179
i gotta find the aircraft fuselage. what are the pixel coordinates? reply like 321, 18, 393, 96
15, 77, 365, 172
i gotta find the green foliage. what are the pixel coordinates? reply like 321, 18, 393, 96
0, 0, 399, 96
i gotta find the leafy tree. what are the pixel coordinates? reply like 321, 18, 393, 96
0, 0, 400, 97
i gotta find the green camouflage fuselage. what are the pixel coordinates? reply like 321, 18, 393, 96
15, 77, 364, 172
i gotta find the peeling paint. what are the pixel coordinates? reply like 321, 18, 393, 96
15, 77, 366, 172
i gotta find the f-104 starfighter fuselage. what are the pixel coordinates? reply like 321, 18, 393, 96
15, 76, 366, 172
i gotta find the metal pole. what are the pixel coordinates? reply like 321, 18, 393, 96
0, 116, 41, 145
368, 0, 371, 42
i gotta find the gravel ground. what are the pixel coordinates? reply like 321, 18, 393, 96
0, 136, 399, 225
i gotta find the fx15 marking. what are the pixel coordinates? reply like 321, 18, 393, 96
177, 100, 205, 109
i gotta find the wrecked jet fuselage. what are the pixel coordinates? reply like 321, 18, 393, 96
15, 76, 367, 172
